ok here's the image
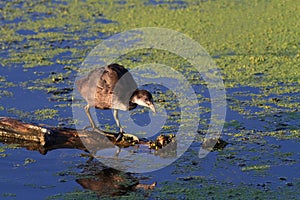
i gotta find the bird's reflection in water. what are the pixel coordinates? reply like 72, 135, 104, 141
76, 160, 156, 197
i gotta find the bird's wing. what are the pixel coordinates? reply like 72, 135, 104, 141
76, 68, 106, 107
76, 64, 138, 110
104, 64, 138, 110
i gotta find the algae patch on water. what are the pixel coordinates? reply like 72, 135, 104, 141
241, 164, 270, 172
0, 144, 20, 158
34, 108, 58, 120
1, 0, 299, 123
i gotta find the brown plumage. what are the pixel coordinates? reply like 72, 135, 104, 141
76, 63, 156, 141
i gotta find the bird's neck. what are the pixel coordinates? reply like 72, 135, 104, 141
129, 101, 137, 110
129, 89, 139, 110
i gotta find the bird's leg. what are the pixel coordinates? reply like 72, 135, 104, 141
113, 109, 124, 133
113, 109, 124, 141
84, 104, 106, 136
84, 104, 96, 129
113, 109, 140, 142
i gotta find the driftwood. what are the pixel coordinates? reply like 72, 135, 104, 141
0, 117, 176, 156
0, 117, 131, 154
0, 117, 87, 154
0, 117, 227, 155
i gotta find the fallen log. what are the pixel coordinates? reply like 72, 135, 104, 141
0, 117, 87, 154
0, 117, 226, 156
0, 117, 176, 156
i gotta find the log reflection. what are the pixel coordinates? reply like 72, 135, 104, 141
76, 160, 156, 197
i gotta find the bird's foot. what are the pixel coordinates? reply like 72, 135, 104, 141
92, 127, 107, 136
123, 133, 139, 143
83, 126, 107, 137
115, 131, 124, 142
116, 131, 140, 143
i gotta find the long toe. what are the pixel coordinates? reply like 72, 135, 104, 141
92, 127, 107, 136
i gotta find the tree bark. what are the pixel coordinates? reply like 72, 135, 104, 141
0, 117, 143, 155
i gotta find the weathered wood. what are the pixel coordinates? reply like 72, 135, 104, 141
0, 117, 85, 154
0, 117, 136, 153
0, 117, 176, 156
0, 118, 114, 153
0, 117, 49, 144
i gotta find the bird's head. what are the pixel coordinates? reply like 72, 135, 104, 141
130, 89, 156, 112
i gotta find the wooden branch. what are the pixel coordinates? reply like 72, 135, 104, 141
0, 117, 176, 156
0, 117, 84, 154
0, 117, 138, 154
0, 116, 226, 158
